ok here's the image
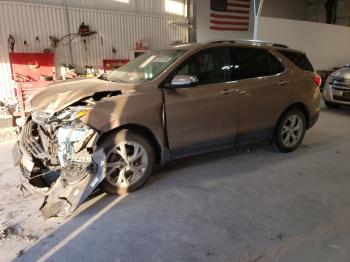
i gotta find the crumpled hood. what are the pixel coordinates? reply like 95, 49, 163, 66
331, 67, 350, 79
30, 78, 136, 114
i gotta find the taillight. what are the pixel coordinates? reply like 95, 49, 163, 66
313, 74, 322, 87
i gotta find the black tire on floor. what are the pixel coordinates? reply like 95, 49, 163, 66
324, 100, 340, 109
98, 129, 155, 195
273, 109, 306, 153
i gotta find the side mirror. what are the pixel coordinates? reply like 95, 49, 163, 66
167, 75, 199, 88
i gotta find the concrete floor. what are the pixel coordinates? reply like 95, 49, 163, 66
1, 104, 350, 262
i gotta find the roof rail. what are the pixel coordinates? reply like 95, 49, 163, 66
207, 39, 289, 48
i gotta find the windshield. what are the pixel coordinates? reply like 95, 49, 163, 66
107, 49, 186, 83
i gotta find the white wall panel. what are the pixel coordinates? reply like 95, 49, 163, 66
258, 17, 350, 70
3, 0, 187, 17
0, 1, 188, 101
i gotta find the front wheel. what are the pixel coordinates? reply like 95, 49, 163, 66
99, 130, 155, 195
273, 109, 306, 153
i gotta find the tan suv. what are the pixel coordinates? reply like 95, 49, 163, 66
13, 40, 321, 217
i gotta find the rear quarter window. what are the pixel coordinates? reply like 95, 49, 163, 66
278, 50, 314, 72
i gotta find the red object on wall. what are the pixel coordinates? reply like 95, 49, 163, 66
9, 53, 55, 120
103, 59, 129, 72
9, 53, 55, 81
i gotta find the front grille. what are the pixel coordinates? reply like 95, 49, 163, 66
20, 120, 49, 160
332, 77, 350, 91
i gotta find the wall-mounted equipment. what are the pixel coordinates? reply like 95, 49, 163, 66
60, 22, 97, 46
78, 22, 97, 37
8, 35, 15, 52
49, 36, 59, 48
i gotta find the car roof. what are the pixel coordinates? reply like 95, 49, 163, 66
169, 40, 304, 54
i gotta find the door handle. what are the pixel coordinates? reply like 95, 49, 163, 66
220, 88, 235, 95
278, 80, 290, 85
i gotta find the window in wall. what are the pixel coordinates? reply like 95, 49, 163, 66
113, 0, 129, 3
165, 0, 186, 16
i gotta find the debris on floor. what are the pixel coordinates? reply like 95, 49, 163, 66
0, 224, 39, 242
0, 225, 18, 240
16, 249, 24, 257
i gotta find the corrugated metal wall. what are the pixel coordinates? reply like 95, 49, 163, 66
0, 1, 188, 101
3, 0, 187, 17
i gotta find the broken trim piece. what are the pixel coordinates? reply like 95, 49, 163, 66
40, 149, 106, 218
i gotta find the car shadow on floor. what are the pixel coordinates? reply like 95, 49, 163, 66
320, 103, 350, 116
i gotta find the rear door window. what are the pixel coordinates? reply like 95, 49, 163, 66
231, 47, 278, 80
278, 50, 314, 72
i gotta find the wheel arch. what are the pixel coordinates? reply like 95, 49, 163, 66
96, 124, 163, 164
274, 102, 310, 135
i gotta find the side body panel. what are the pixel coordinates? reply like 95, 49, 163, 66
235, 71, 294, 139
164, 82, 238, 149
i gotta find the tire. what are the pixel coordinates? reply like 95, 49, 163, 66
98, 129, 155, 195
324, 100, 340, 109
273, 109, 306, 153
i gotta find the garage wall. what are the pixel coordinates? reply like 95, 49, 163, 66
257, 16, 350, 70
0, 1, 188, 101
2, 0, 187, 17
261, 0, 307, 21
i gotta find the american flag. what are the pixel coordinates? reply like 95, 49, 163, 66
210, 0, 251, 31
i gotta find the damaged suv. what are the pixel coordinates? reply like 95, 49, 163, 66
13, 41, 321, 217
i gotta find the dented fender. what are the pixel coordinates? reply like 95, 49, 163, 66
80, 88, 165, 145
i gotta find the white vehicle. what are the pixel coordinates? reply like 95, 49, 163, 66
323, 65, 350, 108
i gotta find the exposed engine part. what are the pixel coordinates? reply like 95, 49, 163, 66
14, 86, 125, 217
17, 111, 104, 218
57, 125, 95, 166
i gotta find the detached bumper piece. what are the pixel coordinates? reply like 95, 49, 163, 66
40, 149, 106, 219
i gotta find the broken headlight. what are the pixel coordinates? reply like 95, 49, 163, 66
57, 107, 93, 122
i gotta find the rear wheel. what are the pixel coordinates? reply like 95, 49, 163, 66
99, 130, 155, 195
273, 109, 306, 153
324, 100, 340, 109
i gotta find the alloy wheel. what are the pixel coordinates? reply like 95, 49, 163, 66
105, 141, 148, 188
281, 115, 304, 147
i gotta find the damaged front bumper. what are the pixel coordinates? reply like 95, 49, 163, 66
13, 121, 106, 218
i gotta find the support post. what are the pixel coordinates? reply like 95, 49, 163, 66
253, 0, 264, 40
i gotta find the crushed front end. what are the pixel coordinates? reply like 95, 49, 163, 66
13, 107, 106, 218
